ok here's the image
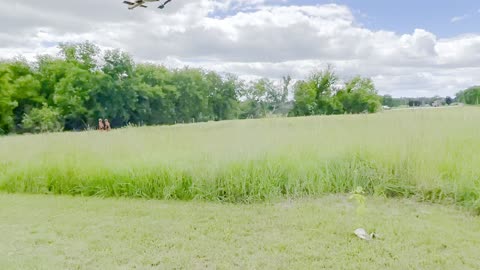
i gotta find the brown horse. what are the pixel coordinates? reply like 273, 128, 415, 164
104, 119, 111, 131
98, 119, 105, 131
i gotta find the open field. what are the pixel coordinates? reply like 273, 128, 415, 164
1, 107, 480, 211
1, 193, 480, 269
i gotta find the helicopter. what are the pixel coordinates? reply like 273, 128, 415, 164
122, 0, 172, 10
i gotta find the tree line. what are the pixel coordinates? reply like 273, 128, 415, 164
1, 42, 245, 134
0, 41, 399, 135
381, 87, 480, 108
381, 95, 454, 108
456, 86, 480, 105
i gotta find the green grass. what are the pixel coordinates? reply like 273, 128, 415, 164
1, 193, 480, 269
1, 107, 480, 211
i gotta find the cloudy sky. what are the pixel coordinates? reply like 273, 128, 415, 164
2, 0, 480, 97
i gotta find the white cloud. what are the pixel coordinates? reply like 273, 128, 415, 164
0, 0, 479, 97
451, 14, 469, 23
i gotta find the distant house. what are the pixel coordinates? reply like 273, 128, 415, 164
432, 99, 445, 107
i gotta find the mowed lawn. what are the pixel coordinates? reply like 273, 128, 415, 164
1, 194, 480, 270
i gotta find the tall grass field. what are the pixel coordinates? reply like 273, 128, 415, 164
1, 107, 479, 211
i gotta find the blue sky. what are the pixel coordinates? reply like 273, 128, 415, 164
285, 0, 480, 37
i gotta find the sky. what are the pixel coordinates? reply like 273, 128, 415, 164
293, 0, 480, 37
1, 0, 480, 97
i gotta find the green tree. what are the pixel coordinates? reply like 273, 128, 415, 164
264, 77, 290, 115
382, 95, 394, 107
172, 68, 210, 123
275, 75, 293, 115
36, 55, 72, 105
312, 67, 340, 115
22, 104, 63, 133
0, 63, 18, 134
135, 63, 177, 125
238, 78, 276, 119
337, 76, 381, 114
1, 59, 43, 131
445, 96, 453, 105
456, 86, 480, 105
59, 41, 100, 71
291, 80, 317, 116
93, 49, 139, 127
53, 65, 95, 130
292, 67, 340, 116
205, 72, 239, 121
